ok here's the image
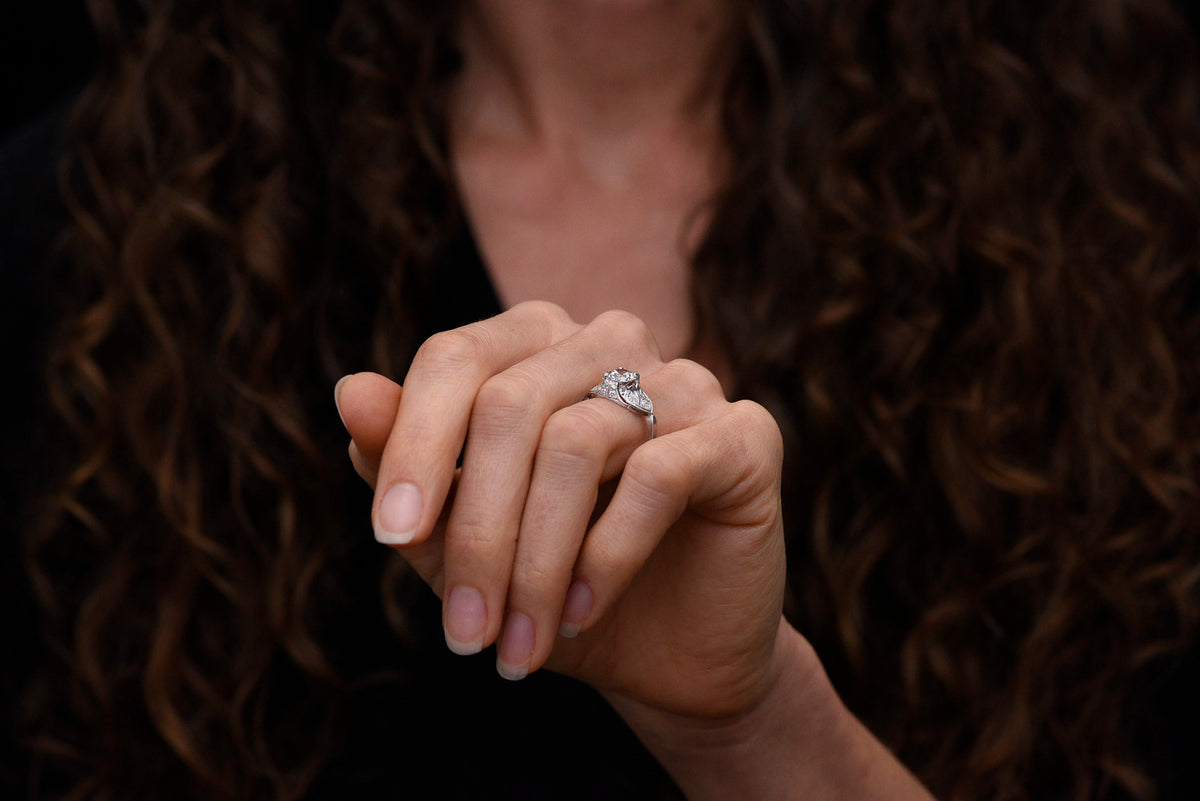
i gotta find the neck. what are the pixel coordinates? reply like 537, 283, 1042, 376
453, 1, 737, 160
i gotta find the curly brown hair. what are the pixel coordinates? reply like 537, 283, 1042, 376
19, 0, 1200, 799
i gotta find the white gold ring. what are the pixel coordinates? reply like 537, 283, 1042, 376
587, 367, 656, 440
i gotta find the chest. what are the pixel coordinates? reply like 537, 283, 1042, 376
452, 140, 717, 363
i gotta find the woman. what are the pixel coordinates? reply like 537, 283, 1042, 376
6, 0, 1199, 798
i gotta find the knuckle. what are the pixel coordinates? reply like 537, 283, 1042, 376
510, 552, 563, 600
659, 358, 724, 400
511, 299, 573, 326
414, 328, 487, 372
475, 372, 538, 416
590, 309, 656, 351
624, 441, 693, 502
731, 400, 784, 457
582, 538, 629, 582
446, 519, 504, 567
539, 406, 609, 465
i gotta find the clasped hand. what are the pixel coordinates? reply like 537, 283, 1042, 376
335, 301, 790, 722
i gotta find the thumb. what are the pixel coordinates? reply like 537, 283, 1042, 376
335, 372, 402, 486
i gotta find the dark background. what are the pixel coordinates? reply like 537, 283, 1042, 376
4, 2, 1200, 140
2, 1, 94, 138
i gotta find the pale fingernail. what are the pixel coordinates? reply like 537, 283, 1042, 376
497, 611, 535, 681
333, 375, 351, 431
445, 586, 488, 656
375, 482, 421, 545
559, 580, 593, 639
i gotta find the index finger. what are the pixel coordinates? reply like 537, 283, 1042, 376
372, 300, 578, 545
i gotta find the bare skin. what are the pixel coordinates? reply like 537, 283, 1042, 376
451, 0, 734, 364
334, 2, 937, 798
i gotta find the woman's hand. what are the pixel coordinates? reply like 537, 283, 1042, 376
335, 301, 936, 799
335, 300, 787, 720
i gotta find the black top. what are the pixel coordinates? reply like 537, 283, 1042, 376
3, 96, 1198, 801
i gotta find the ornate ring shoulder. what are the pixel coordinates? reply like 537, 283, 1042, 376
587, 367, 657, 440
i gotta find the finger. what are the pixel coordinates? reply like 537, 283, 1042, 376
440, 310, 663, 656
494, 399, 647, 680
391, 474, 461, 598
497, 360, 723, 678
564, 401, 784, 639
371, 301, 577, 548
336, 371, 403, 472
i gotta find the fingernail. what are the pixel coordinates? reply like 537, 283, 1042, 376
559, 581, 593, 638
333, 375, 351, 430
497, 611, 535, 681
445, 586, 488, 656
375, 482, 421, 545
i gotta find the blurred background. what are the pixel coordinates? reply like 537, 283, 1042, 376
2, 0, 93, 138
4, 1, 1200, 140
